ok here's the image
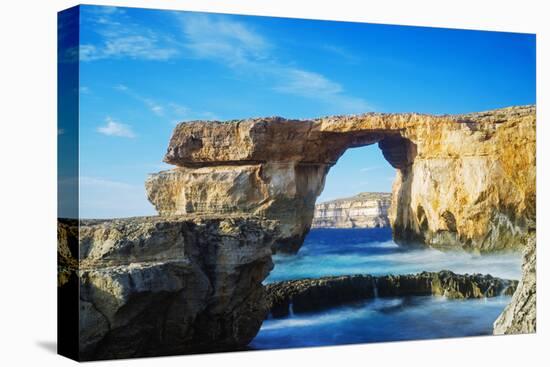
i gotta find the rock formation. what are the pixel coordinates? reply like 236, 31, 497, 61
494, 234, 536, 334
312, 192, 391, 228
58, 216, 278, 360
147, 105, 535, 253
60, 105, 536, 359
265, 271, 517, 318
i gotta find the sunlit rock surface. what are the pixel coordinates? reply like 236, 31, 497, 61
58, 216, 278, 360
494, 234, 536, 334
148, 105, 535, 253
312, 192, 391, 228
60, 105, 536, 359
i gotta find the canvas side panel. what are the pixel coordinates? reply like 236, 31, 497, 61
57, 5, 80, 362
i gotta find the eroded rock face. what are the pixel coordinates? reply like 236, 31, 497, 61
312, 192, 391, 228
494, 234, 536, 334
148, 105, 536, 253
146, 162, 328, 254
265, 271, 517, 318
58, 216, 278, 360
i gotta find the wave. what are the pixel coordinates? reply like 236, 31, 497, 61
261, 303, 375, 331
267, 229, 522, 282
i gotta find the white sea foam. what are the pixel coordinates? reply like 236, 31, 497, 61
261, 305, 374, 331
268, 240, 522, 282
251, 296, 512, 349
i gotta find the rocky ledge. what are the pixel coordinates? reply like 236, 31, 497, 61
58, 216, 278, 360
266, 271, 518, 318
312, 192, 391, 228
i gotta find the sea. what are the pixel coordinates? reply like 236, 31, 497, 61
250, 228, 521, 350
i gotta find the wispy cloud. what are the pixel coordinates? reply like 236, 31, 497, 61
321, 44, 360, 63
178, 13, 370, 113
273, 67, 370, 111
79, 86, 91, 94
274, 69, 342, 97
114, 84, 218, 122
79, 7, 179, 62
115, 84, 165, 116
80, 9, 371, 114
97, 117, 136, 138
180, 13, 269, 67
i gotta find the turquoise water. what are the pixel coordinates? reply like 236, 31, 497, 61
266, 228, 522, 283
250, 295, 511, 349
251, 228, 521, 349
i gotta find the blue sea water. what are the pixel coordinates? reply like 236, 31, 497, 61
250, 296, 511, 349
251, 228, 522, 349
266, 228, 522, 283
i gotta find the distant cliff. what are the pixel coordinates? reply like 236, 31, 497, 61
312, 192, 391, 229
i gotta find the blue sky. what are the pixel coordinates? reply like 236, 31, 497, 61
61, 5, 535, 218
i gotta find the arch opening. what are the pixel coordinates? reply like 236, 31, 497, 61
253, 134, 522, 350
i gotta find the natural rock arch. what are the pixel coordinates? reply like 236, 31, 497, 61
61, 106, 535, 359
146, 105, 535, 254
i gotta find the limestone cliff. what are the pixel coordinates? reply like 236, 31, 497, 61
148, 105, 536, 253
494, 234, 536, 334
312, 192, 391, 228
58, 216, 278, 360
60, 105, 536, 359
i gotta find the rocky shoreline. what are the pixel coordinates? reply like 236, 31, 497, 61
58, 216, 279, 360
59, 105, 536, 360
265, 271, 518, 318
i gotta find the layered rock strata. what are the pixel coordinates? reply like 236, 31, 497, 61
494, 234, 536, 334
58, 216, 278, 360
266, 271, 518, 318
60, 105, 536, 359
147, 105, 536, 253
312, 192, 391, 228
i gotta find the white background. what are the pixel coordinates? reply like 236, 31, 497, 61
0, 0, 547, 366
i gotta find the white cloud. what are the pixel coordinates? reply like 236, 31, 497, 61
178, 13, 370, 113
321, 44, 360, 63
82, 10, 371, 115
114, 84, 128, 91
115, 84, 165, 116
80, 37, 179, 62
179, 13, 269, 66
114, 84, 217, 122
272, 67, 370, 112
149, 104, 164, 116
275, 69, 342, 97
97, 117, 136, 138
80, 7, 179, 62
